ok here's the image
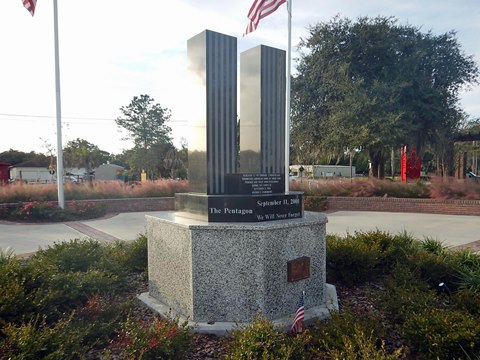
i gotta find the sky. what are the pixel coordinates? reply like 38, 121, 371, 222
1, 0, 479, 155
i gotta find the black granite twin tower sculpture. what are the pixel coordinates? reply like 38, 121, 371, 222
175, 29, 303, 222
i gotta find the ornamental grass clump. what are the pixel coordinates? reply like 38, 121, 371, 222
0, 179, 189, 203
429, 176, 480, 199
290, 178, 430, 198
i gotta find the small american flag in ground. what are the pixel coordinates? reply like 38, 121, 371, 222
244, 0, 286, 35
291, 292, 305, 334
23, 0, 36, 16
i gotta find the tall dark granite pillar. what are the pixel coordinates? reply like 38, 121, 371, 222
187, 30, 237, 195
176, 30, 302, 222
240, 45, 286, 176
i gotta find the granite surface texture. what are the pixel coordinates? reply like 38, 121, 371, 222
146, 211, 328, 322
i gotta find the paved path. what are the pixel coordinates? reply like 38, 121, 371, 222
0, 211, 478, 256
326, 211, 480, 251
0, 211, 166, 256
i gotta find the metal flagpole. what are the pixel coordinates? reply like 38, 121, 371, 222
53, 0, 65, 208
285, 0, 292, 193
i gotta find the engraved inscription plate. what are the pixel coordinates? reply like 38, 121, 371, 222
287, 257, 310, 282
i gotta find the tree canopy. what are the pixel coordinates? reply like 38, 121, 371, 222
291, 16, 479, 177
115, 94, 175, 179
63, 138, 110, 181
116, 94, 173, 150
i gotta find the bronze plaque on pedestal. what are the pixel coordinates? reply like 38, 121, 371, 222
287, 256, 310, 282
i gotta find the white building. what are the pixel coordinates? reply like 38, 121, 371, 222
290, 164, 356, 178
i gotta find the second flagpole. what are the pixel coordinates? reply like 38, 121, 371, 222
53, 0, 65, 208
285, 0, 292, 193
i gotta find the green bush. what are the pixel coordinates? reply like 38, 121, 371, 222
405, 251, 458, 289
0, 252, 40, 326
105, 235, 148, 275
113, 315, 192, 359
225, 314, 311, 360
402, 307, 480, 360
1, 314, 88, 360
452, 288, 480, 317
378, 265, 439, 324
31, 239, 104, 272
327, 230, 423, 286
0, 237, 153, 359
0, 239, 130, 327
311, 307, 385, 352
326, 234, 381, 285
321, 326, 406, 360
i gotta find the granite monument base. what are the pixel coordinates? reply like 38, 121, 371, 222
139, 211, 338, 335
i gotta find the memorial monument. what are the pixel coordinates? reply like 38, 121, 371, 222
139, 30, 337, 334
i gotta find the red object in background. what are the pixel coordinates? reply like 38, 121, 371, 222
400, 146, 421, 182
401, 146, 407, 182
0, 162, 11, 183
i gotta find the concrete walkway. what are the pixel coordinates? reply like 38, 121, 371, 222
0, 211, 167, 256
326, 211, 480, 251
0, 211, 478, 256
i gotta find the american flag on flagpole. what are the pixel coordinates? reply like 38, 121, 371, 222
22, 0, 36, 16
291, 291, 305, 334
244, 0, 287, 36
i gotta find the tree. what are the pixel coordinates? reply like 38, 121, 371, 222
63, 139, 110, 181
116, 94, 174, 179
291, 16, 478, 178
0, 149, 47, 165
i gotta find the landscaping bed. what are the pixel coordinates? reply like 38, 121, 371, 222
1, 231, 479, 359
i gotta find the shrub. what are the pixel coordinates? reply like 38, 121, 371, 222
322, 326, 406, 360
311, 307, 384, 350
405, 250, 459, 289
0, 251, 40, 325
0, 239, 130, 327
0, 237, 150, 359
225, 314, 311, 360
326, 230, 415, 285
0, 200, 106, 222
327, 234, 382, 285
378, 265, 439, 324
311, 306, 406, 359
0, 314, 88, 360
105, 235, 148, 275
402, 307, 480, 360
31, 239, 104, 272
113, 315, 192, 359
452, 288, 480, 317
303, 195, 327, 211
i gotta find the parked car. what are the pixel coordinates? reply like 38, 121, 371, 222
466, 171, 479, 181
